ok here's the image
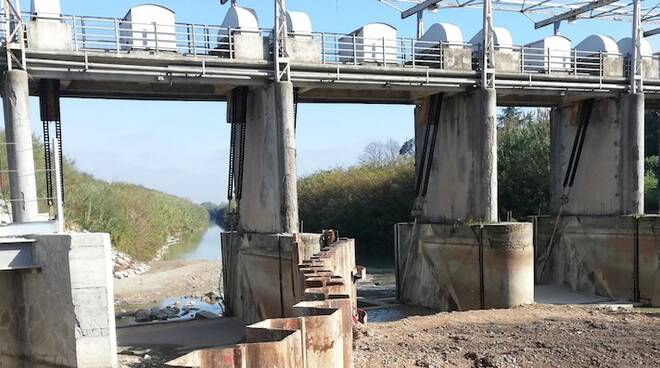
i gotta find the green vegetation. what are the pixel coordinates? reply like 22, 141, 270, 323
497, 108, 551, 219
296, 107, 660, 261
0, 132, 209, 261
298, 152, 415, 260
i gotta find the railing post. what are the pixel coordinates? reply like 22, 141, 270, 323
228, 27, 233, 59
191, 24, 197, 55
382, 37, 386, 65
573, 49, 577, 75
153, 21, 159, 53
600, 51, 603, 78
521, 46, 525, 73
114, 18, 120, 54
72, 15, 79, 51
411, 38, 416, 68
546, 48, 551, 74
81, 18, 87, 49
321, 32, 325, 64
352, 34, 357, 65
204, 26, 210, 53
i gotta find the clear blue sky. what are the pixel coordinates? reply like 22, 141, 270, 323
9, 0, 651, 203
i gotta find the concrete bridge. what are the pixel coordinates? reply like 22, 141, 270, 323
1, 0, 660, 367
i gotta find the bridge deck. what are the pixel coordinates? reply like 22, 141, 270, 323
7, 13, 660, 105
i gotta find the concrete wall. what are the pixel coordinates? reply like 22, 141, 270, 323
396, 222, 534, 311
0, 234, 116, 367
239, 83, 298, 234
173, 236, 357, 368
535, 215, 660, 305
221, 232, 329, 324
550, 95, 644, 215
414, 89, 497, 222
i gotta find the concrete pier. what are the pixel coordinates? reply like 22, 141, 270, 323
414, 89, 497, 223
223, 81, 303, 323
2, 70, 39, 222
550, 94, 644, 215
238, 82, 299, 233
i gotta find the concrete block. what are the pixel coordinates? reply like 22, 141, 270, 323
396, 222, 533, 311
494, 50, 521, 73
221, 34, 269, 61
0, 234, 116, 367
536, 215, 660, 305
287, 37, 322, 64
27, 20, 73, 52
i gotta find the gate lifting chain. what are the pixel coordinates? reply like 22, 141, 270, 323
226, 87, 249, 203
39, 80, 63, 207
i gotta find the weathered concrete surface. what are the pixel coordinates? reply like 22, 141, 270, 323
2, 70, 39, 222
550, 95, 644, 215
169, 237, 358, 368
287, 38, 322, 64
0, 233, 116, 367
396, 222, 534, 311
494, 50, 521, 73
221, 232, 328, 324
534, 215, 660, 305
238, 83, 299, 233
414, 89, 497, 223
415, 47, 472, 70
27, 20, 73, 52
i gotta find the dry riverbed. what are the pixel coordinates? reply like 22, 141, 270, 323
114, 259, 221, 309
354, 304, 660, 368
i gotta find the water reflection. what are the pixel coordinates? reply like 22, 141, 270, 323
163, 226, 223, 261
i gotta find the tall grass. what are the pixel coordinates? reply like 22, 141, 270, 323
0, 133, 209, 261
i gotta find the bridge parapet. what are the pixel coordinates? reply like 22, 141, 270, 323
5, 11, 660, 101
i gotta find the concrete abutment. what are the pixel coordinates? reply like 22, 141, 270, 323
0, 234, 117, 368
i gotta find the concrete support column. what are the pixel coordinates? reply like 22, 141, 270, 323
550, 95, 644, 215
239, 82, 298, 233
415, 88, 497, 222
275, 81, 299, 234
2, 70, 39, 222
621, 93, 644, 215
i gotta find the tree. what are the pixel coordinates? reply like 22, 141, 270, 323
359, 139, 401, 166
399, 139, 415, 157
498, 108, 551, 219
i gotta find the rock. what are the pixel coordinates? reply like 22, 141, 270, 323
195, 310, 220, 320
134, 309, 154, 323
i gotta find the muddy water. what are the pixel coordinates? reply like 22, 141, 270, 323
163, 225, 223, 261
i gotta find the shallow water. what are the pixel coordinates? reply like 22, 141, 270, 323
163, 225, 223, 261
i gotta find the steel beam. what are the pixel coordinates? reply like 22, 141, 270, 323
534, 0, 618, 29
402, 0, 443, 19
643, 26, 660, 37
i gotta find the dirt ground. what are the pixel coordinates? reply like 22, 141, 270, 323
113, 260, 221, 307
353, 304, 660, 368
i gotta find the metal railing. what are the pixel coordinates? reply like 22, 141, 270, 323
2, 12, 272, 58
0, 12, 642, 81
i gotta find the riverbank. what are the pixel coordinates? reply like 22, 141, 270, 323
354, 304, 660, 367
114, 259, 221, 309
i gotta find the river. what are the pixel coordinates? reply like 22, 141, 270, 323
163, 225, 223, 261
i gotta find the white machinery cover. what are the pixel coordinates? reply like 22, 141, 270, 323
120, 4, 176, 51
221, 6, 260, 31
617, 37, 653, 57
286, 11, 313, 39
30, 0, 62, 18
576, 35, 620, 54
339, 23, 398, 63
417, 23, 464, 50
470, 27, 513, 50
